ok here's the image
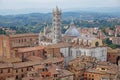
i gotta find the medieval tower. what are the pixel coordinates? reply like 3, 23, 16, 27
52, 6, 62, 43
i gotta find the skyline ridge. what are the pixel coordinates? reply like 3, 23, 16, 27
0, 7, 120, 15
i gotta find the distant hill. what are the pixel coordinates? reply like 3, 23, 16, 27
0, 11, 120, 33
0, 7, 120, 15
0, 11, 119, 24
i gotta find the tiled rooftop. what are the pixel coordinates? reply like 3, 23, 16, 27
45, 42, 72, 48
86, 61, 118, 74
9, 33, 38, 37
0, 57, 64, 69
0, 63, 13, 68
18, 46, 44, 53
0, 57, 22, 63
27, 56, 43, 61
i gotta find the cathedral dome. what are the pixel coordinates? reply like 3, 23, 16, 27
64, 21, 80, 37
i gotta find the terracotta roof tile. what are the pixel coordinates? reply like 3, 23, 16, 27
27, 56, 43, 61
0, 57, 22, 63
13, 61, 41, 68
0, 63, 13, 68
18, 46, 44, 53
9, 33, 38, 38
45, 42, 72, 48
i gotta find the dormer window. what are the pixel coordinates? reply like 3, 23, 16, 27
95, 41, 99, 47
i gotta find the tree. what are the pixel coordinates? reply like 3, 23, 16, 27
109, 44, 116, 49
106, 38, 112, 45
0, 29, 6, 34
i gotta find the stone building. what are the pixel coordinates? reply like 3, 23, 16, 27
0, 61, 35, 80
52, 6, 62, 43
39, 26, 53, 46
0, 6, 111, 80
68, 56, 118, 80
115, 59, 120, 80
84, 61, 118, 80
61, 38, 107, 66
0, 33, 39, 59
97, 30, 106, 40
69, 56, 96, 80
9, 33, 39, 49
0, 63, 14, 80
0, 27, 16, 35
116, 72, 120, 80
0, 45, 65, 80
43, 38, 107, 67
63, 21, 80, 42
39, 6, 62, 45
107, 48, 120, 64
21, 55, 68, 80
39, 16, 107, 67
0, 31, 65, 80
16, 46, 44, 61
22, 64, 73, 80
111, 37, 120, 45
0, 35, 11, 58
45, 46, 63, 58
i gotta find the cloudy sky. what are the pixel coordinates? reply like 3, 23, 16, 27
0, 0, 120, 10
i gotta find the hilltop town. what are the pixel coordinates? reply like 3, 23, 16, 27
0, 7, 120, 80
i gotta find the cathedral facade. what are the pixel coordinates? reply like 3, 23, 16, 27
38, 7, 107, 67
39, 6, 62, 45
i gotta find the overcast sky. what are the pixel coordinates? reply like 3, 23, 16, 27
0, 0, 120, 10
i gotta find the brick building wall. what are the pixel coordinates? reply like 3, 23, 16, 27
0, 62, 36, 80
45, 48, 61, 58
107, 48, 120, 64
16, 46, 44, 60
0, 35, 11, 58
84, 71, 115, 80
9, 34, 39, 49
0, 34, 39, 59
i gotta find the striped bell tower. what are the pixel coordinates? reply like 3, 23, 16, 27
52, 6, 62, 43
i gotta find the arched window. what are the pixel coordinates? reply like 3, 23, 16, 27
95, 42, 99, 47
